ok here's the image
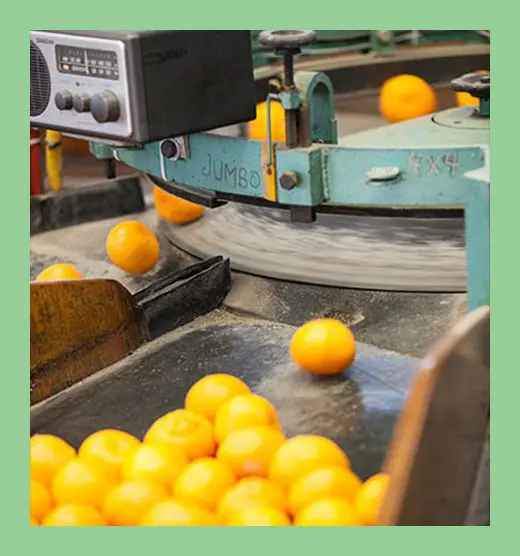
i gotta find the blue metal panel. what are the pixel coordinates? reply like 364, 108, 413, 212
325, 146, 485, 207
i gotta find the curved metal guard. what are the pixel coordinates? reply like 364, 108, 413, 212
294, 71, 338, 144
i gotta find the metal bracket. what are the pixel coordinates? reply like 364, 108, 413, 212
294, 71, 338, 144
159, 136, 190, 180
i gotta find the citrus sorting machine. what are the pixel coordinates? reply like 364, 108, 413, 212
30, 30, 490, 525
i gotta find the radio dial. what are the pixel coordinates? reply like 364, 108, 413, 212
91, 90, 120, 123
73, 93, 91, 113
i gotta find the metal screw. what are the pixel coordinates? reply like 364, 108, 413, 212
280, 172, 300, 190
160, 140, 180, 159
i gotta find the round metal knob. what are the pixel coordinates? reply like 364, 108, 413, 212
451, 72, 490, 99
54, 90, 73, 111
91, 90, 120, 123
258, 30, 316, 50
73, 93, 91, 113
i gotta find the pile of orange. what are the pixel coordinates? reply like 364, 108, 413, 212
30, 369, 389, 526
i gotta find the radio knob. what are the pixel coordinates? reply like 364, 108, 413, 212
73, 93, 91, 113
91, 90, 120, 123
55, 90, 73, 111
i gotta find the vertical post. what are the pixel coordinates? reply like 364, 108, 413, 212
45, 130, 63, 192
30, 129, 43, 196
465, 182, 490, 311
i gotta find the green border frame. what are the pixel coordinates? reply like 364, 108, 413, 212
5, 3, 505, 549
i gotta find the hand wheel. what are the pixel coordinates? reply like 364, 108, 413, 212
257, 30, 316, 89
451, 72, 490, 100
258, 30, 316, 51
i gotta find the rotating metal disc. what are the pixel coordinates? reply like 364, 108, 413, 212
162, 203, 466, 292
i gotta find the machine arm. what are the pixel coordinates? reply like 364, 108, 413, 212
86, 31, 491, 312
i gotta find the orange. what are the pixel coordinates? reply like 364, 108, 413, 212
30, 479, 52, 522
290, 318, 356, 375
141, 499, 220, 526
35, 263, 83, 282
214, 394, 281, 444
288, 465, 362, 515
153, 186, 205, 225
78, 429, 140, 482
247, 101, 286, 143
355, 472, 390, 526
455, 91, 479, 108
269, 435, 350, 490
217, 477, 287, 520
103, 480, 168, 526
121, 443, 187, 492
379, 74, 437, 123
217, 426, 285, 478
174, 457, 236, 512
30, 516, 39, 526
227, 506, 291, 526
106, 220, 160, 275
185, 373, 251, 422
144, 409, 216, 460
51, 459, 112, 510
42, 504, 106, 526
294, 497, 361, 526
30, 434, 76, 488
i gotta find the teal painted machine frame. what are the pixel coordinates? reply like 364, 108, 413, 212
90, 70, 489, 312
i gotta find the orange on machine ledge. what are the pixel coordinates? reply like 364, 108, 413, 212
153, 185, 205, 225
379, 74, 437, 124
106, 220, 160, 275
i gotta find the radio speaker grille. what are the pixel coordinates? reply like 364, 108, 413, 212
30, 41, 51, 117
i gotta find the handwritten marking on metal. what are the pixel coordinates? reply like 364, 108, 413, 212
408, 152, 460, 178
201, 153, 261, 190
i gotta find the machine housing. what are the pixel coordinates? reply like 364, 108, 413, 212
30, 30, 256, 144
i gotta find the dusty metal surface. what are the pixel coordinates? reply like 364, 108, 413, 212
226, 274, 466, 358
30, 209, 194, 293
31, 312, 419, 481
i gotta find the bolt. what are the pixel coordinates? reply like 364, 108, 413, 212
376, 30, 393, 44
160, 139, 179, 159
279, 172, 300, 190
